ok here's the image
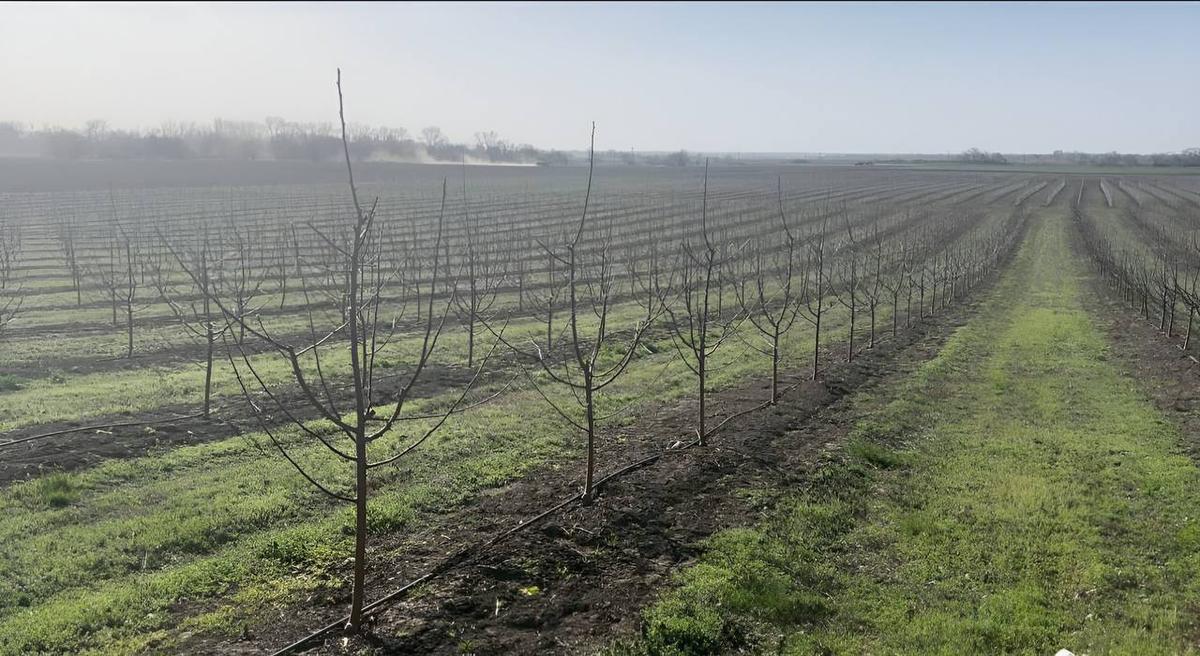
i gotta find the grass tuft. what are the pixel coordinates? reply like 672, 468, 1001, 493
0, 374, 23, 392
846, 438, 907, 470
21, 473, 81, 508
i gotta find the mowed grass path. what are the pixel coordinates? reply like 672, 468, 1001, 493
617, 209, 1200, 655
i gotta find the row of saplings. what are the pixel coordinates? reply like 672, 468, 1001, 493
127, 74, 1032, 639
1074, 201, 1200, 350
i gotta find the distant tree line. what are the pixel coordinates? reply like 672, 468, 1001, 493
965, 148, 1200, 168
1038, 148, 1200, 168
0, 121, 737, 168
590, 149, 744, 167
863, 147, 1200, 169
0, 118, 569, 165
958, 147, 1009, 165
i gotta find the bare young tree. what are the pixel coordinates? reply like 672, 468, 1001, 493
923, 233, 941, 317
532, 231, 569, 352
508, 230, 532, 313
862, 221, 885, 349
215, 216, 266, 342
909, 231, 929, 322
56, 214, 83, 306
798, 213, 832, 380
452, 173, 506, 369
0, 220, 22, 337
882, 237, 912, 337
151, 221, 224, 416
664, 160, 743, 445
492, 125, 666, 502
91, 212, 143, 359
833, 217, 863, 362
165, 70, 486, 632
734, 179, 804, 403
270, 226, 296, 310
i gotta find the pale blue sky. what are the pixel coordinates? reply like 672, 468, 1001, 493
1, 2, 1197, 153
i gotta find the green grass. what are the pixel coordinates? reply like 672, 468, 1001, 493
0, 374, 22, 392
0, 395, 571, 655
614, 208, 1200, 655
0, 274, 881, 655
15, 473, 80, 508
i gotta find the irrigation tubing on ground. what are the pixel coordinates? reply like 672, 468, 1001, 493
0, 412, 206, 451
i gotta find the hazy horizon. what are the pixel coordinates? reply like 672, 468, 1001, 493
3, 2, 1198, 154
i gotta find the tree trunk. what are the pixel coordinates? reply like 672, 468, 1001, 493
1161, 287, 1168, 331
892, 292, 900, 337
869, 303, 876, 348
848, 302, 856, 362
811, 308, 821, 380
203, 326, 215, 417
350, 444, 367, 630
1185, 306, 1195, 351
770, 329, 780, 404
126, 302, 134, 359
919, 274, 926, 319
467, 314, 475, 369
1168, 297, 1176, 337
582, 378, 596, 502
930, 273, 936, 316
906, 285, 913, 327
698, 351, 707, 446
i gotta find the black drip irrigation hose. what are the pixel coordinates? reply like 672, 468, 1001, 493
0, 412, 206, 451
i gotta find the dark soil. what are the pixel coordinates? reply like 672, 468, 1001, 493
0, 363, 486, 487
0, 407, 242, 487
